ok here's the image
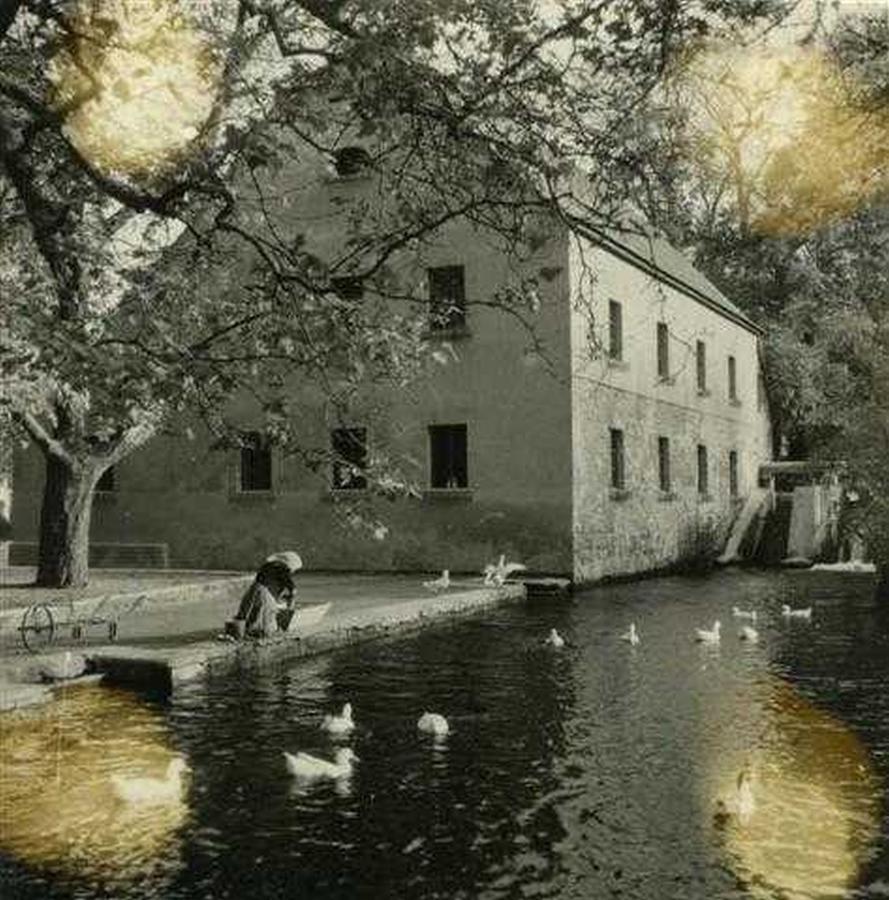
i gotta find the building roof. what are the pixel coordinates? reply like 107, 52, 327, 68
580, 222, 762, 335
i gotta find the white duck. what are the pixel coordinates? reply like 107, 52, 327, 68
284, 748, 357, 780
423, 570, 450, 592
544, 628, 565, 649
695, 620, 721, 644
483, 555, 527, 586
417, 712, 450, 737
322, 702, 355, 735
782, 604, 812, 620
736, 770, 755, 825
110, 757, 188, 805
732, 606, 757, 622
620, 623, 640, 646
739, 625, 759, 643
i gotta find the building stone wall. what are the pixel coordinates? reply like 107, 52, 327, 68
10, 152, 772, 581
568, 236, 773, 583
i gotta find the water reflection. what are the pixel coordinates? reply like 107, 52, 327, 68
718, 679, 880, 899
0, 684, 187, 887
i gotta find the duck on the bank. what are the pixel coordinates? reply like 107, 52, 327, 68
781, 604, 812, 620
417, 712, 450, 737
695, 621, 721, 644
545, 628, 565, 649
423, 570, 450, 592
284, 748, 357, 780
732, 606, 757, 622
483, 555, 527, 586
111, 757, 188, 805
322, 702, 355, 735
620, 623, 640, 646
739, 625, 759, 643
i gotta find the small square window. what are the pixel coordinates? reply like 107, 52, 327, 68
429, 424, 468, 489
728, 355, 738, 401
657, 322, 670, 379
729, 450, 739, 498
697, 444, 709, 496
428, 266, 466, 331
610, 428, 626, 491
331, 427, 368, 490
696, 341, 707, 392
332, 146, 371, 177
97, 466, 116, 492
240, 432, 272, 492
331, 276, 364, 301
658, 436, 671, 493
608, 300, 623, 361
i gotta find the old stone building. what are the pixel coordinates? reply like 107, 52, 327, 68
11, 149, 771, 584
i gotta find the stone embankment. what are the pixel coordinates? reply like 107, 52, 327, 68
0, 572, 566, 709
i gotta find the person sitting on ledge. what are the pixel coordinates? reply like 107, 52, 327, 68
234, 551, 303, 638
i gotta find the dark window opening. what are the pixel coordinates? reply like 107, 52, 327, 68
610, 428, 626, 491
331, 276, 364, 301
658, 436, 671, 493
657, 322, 670, 379
728, 355, 738, 401
608, 300, 623, 361
333, 146, 371, 177
240, 432, 272, 492
428, 265, 466, 331
729, 450, 739, 498
696, 340, 707, 391
97, 466, 116, 492
331, 427, 368, 490
697, 444, 709, 496
429, 424, 468, 489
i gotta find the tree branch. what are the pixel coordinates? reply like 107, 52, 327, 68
12, 409, 75, 465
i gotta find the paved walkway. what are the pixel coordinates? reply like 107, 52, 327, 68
0, 570, 496, 651
0, 567, 244, 612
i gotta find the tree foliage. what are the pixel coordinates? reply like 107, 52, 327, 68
642, 7, 889, 582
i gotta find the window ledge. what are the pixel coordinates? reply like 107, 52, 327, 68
324, 172, 372, 184
609, 488, 631, 501
607, 357, 629, 370
325, 487, 369, 501
230, 490, 276, 502
697, 388, 711, 397
423, 326, 472, 341
697, 492, 713, 503
657, 375, 676, 386
423, 488, 474, 502
658, 491, 677, 502
729, 398, 742, 407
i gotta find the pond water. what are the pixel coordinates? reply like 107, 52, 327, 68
2, 569, 889, 900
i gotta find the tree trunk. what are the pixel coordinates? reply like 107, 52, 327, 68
35, 456, 99, 588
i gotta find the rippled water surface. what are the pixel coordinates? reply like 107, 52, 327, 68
3, 569, 889, 899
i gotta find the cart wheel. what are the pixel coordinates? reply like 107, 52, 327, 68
108, 621, 118, 642
20, 604, 55, 653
